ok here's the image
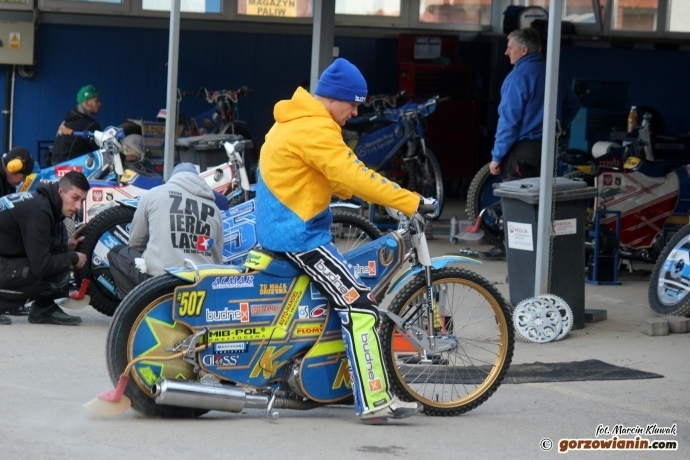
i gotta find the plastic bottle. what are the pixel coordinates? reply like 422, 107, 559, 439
627, 106, 638, 133
449, 215, 458, 243
642, 112, 652, 134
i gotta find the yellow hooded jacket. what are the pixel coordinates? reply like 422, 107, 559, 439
256, 87, 419, 252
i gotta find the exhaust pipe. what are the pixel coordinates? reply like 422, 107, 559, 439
152, 378, 323, 413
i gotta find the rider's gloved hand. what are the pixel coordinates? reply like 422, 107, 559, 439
417, 196, 440, 219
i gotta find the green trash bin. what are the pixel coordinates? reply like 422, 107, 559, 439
493, 177, 598, 329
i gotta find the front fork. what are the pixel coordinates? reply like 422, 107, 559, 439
383, 268, 454, 355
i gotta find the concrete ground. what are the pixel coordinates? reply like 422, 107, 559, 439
1, 199, 688, 459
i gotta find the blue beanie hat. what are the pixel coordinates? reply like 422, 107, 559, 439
315, 58, 367, 103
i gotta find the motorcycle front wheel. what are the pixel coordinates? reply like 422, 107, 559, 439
107, 274, 207, 418
648, 224, 690, 317
381, 267, 514, 416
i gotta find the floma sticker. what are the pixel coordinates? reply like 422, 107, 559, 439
353, 261, 377, 277
211, 275, 254, 290
205, 303, 250, 323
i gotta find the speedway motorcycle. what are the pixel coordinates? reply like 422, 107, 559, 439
171, 86, 257, 178
340, 93, 445, 224
80, 129, 247, 223
76, 191, 383, 317
465, 124, 684, 258
648, 222, 690, 317
87, 208, 514, 419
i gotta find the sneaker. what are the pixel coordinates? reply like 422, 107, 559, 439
0, 314, 11, 325
359, 396, 423, 424
28, 303, 82, 326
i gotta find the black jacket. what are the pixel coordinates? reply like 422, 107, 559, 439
0, 161, 16, 197
0, 182, 78, 279
51, 106, 102, 165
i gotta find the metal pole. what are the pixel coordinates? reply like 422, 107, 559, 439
310, 0, 335, 94
163, 0, 181, 182
534, 0, 563, 297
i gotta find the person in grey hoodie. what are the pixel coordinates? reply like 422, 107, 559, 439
107, 163, 224, 298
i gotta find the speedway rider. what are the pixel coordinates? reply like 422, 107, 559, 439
256, 58, 439, 423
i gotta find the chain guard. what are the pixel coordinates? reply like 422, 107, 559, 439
513, 297, 563, 344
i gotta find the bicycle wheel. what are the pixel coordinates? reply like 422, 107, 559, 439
331, 211, 383, 253
381, 267, 514, 416
648, 224, 690, 317
466, 163, 503, 246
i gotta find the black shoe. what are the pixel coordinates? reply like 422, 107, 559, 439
0, 314, 11, 325
28, 303, 82, 326
478, 246, 506, 260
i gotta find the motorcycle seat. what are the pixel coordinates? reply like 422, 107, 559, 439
636, 160, 686, 178
246, 248, 302, 278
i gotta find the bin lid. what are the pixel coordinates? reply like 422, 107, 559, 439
494, 177, 598, 204
496, 177, 587, 193
175, 134, 242, 150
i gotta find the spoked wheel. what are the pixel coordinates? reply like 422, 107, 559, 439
76, 205, 136, 316
404, 148, 444, 219
466, 163, 503, 246
381, 267, 514, 416
107, 274, 206, 418
331, 211, 383, 253
648, 224, 690, 317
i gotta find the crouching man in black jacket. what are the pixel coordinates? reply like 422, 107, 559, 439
0, 171, 89, 325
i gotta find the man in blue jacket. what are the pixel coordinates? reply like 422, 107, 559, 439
481, 27, 580, 260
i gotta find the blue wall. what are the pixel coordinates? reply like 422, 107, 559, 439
1, 22, 689, 163
1, 23, 399, 160
559, 45, 690, 134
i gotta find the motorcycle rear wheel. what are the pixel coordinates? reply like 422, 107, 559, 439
404, 147, 445, 219
381, 267, 514, 416
331, 211, 383, 253
648, 224, 690, 317
466, 162, 503, 246
107, 273, 207, 418
76, 205, 136, 316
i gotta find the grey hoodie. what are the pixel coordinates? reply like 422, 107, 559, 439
128, 171, 224, 276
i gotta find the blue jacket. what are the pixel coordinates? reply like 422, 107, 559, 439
492, 53, 580, 163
